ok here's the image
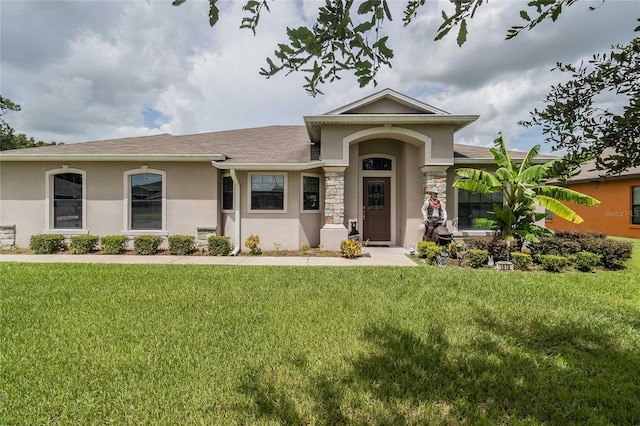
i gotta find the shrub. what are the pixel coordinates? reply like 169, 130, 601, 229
511, 252, 533, 271
133, 235, 162, 255
466, 237, 511, 261
555, 230, 606, 240
446, 242, 466, 260
417, 241, 442, 264
29, 234, 66, 254
340, 239, 361, 258
69, 235, 99, 254
579, 239, 632, 270
101, 235, 128, 254
529, 237, 581, 257
208, 235, 232, 256
575, 251, 601, 272
244, 234, 261, 255
168, 235, 196, 256
467, 249, 488, 268
539, 254, 570, 272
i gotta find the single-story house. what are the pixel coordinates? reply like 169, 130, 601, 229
0, 89, 545, 251
546, 153, 640, 239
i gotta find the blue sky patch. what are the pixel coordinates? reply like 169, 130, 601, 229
142, 104, 171, 129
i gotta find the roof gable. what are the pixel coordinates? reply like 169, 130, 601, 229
326, 88, 449, 115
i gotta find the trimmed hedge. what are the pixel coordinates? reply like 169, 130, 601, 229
208, 236, 232, 256
101, 235, 128, 254
133, 235, 162, 255
575, 251, 601, 272
466, 237, 511, 262
529, 237, 581, 257
538, 254, 570, 272
29, 234, 67, 254
417, 241, 442, 264
69, 235, 99, 254
168, 235, 196, 256
467, 249, 488, 268
511, 252, 533, 271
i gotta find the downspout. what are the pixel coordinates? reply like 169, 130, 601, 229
230, 169, 241, 256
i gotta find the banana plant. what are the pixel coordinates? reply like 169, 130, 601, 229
453, 133, 600, 242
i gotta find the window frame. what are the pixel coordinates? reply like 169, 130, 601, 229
247, 172, 288, 213
123, 167, 167, 235
632, 186, 640, 225
300, 173, 321, 213
222, 174, 234, 212
45, 167, 88, 234
456, 188, 504, 230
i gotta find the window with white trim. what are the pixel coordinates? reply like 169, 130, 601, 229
125, 168, 166, 231
249, 173, 286, 212
46, 168, 86, 231
222, 175, 233, 211
301, 174, 320, 211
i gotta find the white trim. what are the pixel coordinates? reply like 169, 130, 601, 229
358, 154, 396, 245
123, 168, 167, 232
325, 88, 451, 115
300, 173, 322, 214
44, 167, 88, 233
326, 126, 432, 167
221, 173, 234, 212
212, 161, 323, 171
247, 172, 288, 214
2, 154, 227, 162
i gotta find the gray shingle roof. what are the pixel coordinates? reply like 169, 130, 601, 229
1, 127, 553, 164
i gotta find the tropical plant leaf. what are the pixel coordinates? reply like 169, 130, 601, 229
453, 168, 501, 190
534, 195, 584, 223
535, 185, 600, 206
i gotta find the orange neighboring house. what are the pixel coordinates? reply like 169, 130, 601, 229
545, 157, 640, 239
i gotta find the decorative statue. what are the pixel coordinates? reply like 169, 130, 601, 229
421, 187, 453, 246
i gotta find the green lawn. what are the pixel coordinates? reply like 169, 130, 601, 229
1, 250, 639, 424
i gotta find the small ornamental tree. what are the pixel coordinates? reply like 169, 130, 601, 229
453, 133, 600, 245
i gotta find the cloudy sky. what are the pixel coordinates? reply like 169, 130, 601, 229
1, 0, 638, 152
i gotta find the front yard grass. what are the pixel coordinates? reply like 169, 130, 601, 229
1, 261, 639, 424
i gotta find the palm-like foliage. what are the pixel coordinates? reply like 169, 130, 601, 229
453, 133, 600, 242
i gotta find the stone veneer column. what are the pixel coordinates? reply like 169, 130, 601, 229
324, 169, 345, 225
320, 166, 348, 251
420, 166, 449, 208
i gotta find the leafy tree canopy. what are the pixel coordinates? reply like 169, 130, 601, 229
173, 0, 592, 95
0, 96, 59, 151
520, 35, 640, 175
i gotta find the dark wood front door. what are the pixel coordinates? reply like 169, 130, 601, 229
363, 177, 391, 241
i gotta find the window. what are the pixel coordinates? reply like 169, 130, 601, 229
125, 168, 165, 231
53, 173, 83, 229
302, 174, 320, 211
222, 175, 233, 211
457, 189, 503, 229
46, 168, 86, 232
362, 157, 392, 171
249, 173, 286, 211
633, 186, 640, 225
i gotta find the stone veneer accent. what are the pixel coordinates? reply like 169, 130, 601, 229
421, 167, 449, 208
0, 225, 16, 249
323, 169, 345, 225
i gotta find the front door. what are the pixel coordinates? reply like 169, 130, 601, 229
363, 177, 391, 241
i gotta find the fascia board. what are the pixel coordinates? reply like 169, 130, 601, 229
211, 161, 325, 171
0, 154, 228, 162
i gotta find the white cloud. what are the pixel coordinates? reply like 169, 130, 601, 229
1, 0, 638, 152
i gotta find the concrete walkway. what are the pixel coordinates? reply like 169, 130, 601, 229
0, 247, 417, 267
